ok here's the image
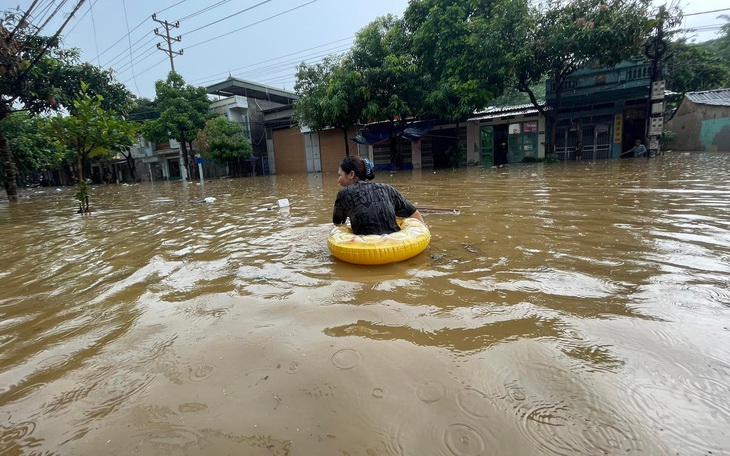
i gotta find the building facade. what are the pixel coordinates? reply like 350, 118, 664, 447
665, 88, 730, 151
546, 60, 653, 160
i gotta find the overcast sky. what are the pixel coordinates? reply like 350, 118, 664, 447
9, 0, 730, 100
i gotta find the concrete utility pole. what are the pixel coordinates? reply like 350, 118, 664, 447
152, 14, 188, 182
152, 14, 183, 72
645, 6, 667, 158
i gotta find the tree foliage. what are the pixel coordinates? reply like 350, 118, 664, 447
293, 58, 332, 133
196, 115, 253, 163
1, 6, 134, 200
500, 0, 655, 152
404, 0, 511, 123
0, 112, 68, 174
1, 9, 66, 200
49, 82, 138, 212
350, 15, 428, 166
665, 39, 730, 94
142, 71, 212, 179
53, 59, 135, 116
351, 15, 427, 124
294, 55, 366, 156
695, 15, 730, 87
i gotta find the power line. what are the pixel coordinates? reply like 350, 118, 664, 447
119, 0, 321, 88
88, 0, 100, 66
122, 57, 168, 84
122, 0, 141, 96
187, 36, 353, 85
684, 8, 730, 17
31, 0, 58, 30
175, 0, 235, 22
65, 0, 95, 36
8, 0, 43, 42
34, 0, 69, 35
103, 34, 155, 69
185, 0, 273, 36
114, 45, 158, 75
87, 0, 187, 62
186, 0, 318, 50
16, 0, 87, 85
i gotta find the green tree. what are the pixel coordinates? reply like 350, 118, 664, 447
50, 82, 138, 212
293, 59, 331, 134
52, 57, 135, 116
698, 15, 730, 86
0, 112, 68, 177
665, 39, 729, 94
404, 0, 510, 126
196, 115, 252, 163
351, 15, 428, 168
0, 8, 69, 201
294, 55, 366, 156
504, 0, 654, 154
142, 71, 212, 180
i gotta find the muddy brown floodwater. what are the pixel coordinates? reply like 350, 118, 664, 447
1, 152, 730, 455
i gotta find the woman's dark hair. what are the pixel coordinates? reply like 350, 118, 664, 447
340, 155, 375, 181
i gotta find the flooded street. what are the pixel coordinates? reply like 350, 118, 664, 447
1, 152, 730, 455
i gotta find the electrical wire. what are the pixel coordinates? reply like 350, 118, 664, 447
186, 0, 318, 50
115, 45, 159, 75
122, 0, 141, 96
684, 8, 730, 17
103, 34, 155, 69
86, 0, 187, 62
184, 0, 272, 36
122, 57, 168, 84
33, 0, 67, 35
30, 0, 57, 29
187, 37, 353, 85
88, 0, 100, 66
175, 0, 235, 22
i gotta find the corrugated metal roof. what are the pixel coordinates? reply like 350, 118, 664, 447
685, 88, 730, 107
468, 103, 547, 121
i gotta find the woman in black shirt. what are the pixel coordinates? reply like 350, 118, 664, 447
332, 156, 425, 235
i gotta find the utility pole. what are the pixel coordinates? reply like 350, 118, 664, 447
645, 6, 667, 158
151, 14, 188, 182
152, 14, 183, 72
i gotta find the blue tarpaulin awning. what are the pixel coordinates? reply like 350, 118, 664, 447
352, 121, 434, 145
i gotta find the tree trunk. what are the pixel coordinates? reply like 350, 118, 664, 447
180, 138, 191, 181
76, 147, 89, 213
77, 151, 84, 183
342, 128, 350, 156
0, 131, 19, 202
125, 153, 137, 181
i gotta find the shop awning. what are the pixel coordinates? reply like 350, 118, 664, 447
352, 121, 434, 145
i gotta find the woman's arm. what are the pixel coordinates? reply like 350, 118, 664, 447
410, 210, 425, 224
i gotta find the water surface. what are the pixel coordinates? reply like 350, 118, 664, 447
1, 152, 729, 455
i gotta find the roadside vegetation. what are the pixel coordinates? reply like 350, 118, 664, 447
2, 0, 730, 206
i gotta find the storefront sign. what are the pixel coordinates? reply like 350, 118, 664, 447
613, 114, 623, 143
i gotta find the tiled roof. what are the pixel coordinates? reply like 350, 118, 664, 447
468, 103, 547, 121
685, 88, 730, 107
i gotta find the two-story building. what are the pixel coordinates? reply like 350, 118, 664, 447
546, 59, 653, 160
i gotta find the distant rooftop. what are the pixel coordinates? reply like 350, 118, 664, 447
468, 103, 547, 121
685, 88, 730, 107
206, 77, 298, 105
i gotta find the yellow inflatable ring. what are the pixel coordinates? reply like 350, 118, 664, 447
327, 218, 431, 265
